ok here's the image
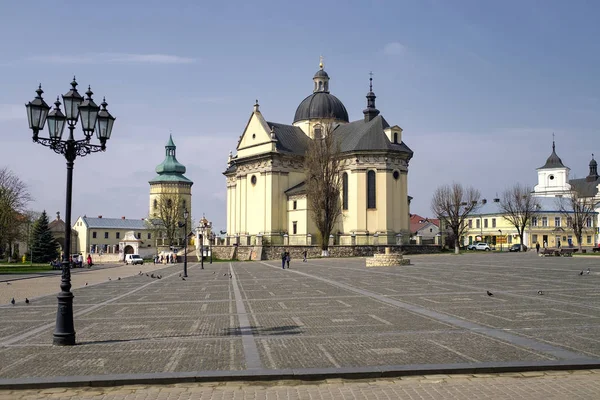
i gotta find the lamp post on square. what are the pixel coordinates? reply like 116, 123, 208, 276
25, 78, 115, 346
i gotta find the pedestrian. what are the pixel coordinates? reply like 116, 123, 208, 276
557, 239, 561, 249
78, 253, 83, 268
87, 254, 92, 268
535, 242, 540, 254
281, 250, 286, 269
286, 252, 291, 269
303, 249, 307, 262
543, 240, 547, 249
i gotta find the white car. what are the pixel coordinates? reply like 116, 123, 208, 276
125, 254, 144, 265
473, 243, 492, 251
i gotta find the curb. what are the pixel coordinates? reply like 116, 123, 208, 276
1, 359, 599, 390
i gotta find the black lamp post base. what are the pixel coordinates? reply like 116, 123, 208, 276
53, 291, 76, 346
53, 332, 76, 346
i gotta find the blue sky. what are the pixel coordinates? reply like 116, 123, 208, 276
1, 0, 599, 231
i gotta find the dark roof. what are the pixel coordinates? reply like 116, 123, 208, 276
293, 92, 349, 123
333, 115, 414, 155
314, 69, 329, 78
569, 177, 600, 198
82, 217, 148, 229
539, 142, 566, 169
284, 181, 306, 196
266, 121, 311, 155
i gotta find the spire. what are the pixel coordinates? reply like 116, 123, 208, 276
253, 99, 259, 113
319, 55, 324, 70
540, 137, 566, 169
155, 134, 186, 175
313, 56, 330, 93
587, 153, 598, 181
363, 72, 380, 122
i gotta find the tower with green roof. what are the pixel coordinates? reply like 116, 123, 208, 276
149, 135, 193, 226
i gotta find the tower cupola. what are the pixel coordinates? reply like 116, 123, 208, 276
363, 73, 380, 122
587, 154, 599, 181
313, 56, 330, 93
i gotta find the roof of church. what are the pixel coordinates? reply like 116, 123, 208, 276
267, 122, 311, 155
539, 141, 566, 169
150, 135, 193, 184
80, 217, 148, 229
333, 115, 414, 155
569, 177, 600, 198
293, 92, 349, 123
284, 181, 306, 196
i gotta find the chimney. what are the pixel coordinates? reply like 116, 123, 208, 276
121, 216, 125, 220
482, 199, 487, 204
98, 215, 102, 218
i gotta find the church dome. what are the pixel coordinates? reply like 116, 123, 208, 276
293, 92, 349, 123
314, 69, 329, 78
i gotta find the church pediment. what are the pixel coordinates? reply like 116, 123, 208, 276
237, 108, 275, 157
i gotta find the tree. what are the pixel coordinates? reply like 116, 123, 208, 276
151, 193, 185, 248
30, 210, 59, 263
557, 189, 597, 252
0, 167, 32, 260
499, 184, 540, 251
304, 123, 343, 256
431, 183, 481, 254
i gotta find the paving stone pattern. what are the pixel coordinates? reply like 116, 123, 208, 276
1, 253, 600, 382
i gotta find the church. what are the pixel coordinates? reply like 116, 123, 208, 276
224, 60, 414, 246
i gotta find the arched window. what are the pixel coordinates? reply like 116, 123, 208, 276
153, 199, 157, 209
167, 199, 172, 208
393, 132, 398, 143
182, 200, 186, 210
314, 124, 322, 139
318, 81, 323, 91
367, 170, 376, 209
342, 172, 348, 210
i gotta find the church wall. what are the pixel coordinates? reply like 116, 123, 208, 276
226, 180, 236, 236
149, 183, 192, 220
244, 171, 266, 235
237, 114, 274, 159
292, 118, 341, 138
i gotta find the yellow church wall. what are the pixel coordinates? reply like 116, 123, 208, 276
237, 113, 277, 159
292, 118, 341, 138
148, 183, 192, 228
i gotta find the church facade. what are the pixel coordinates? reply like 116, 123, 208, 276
224, 61, 413, 246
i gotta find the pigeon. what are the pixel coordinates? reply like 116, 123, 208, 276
179, 273, 182, 277
146, 274, 149, 277
25, 298, 30, 304
213, 272, 215, 274
486, 291, 493, 296
108, 277, 112, 281
223, 273, 227, 276
6, 282, 11, 285
85, 282, 88, 286
151, 274, 155, 278
537, 290, 544, 295
586, 268, 591, 275
579, 270, 584, 276
118, 277, 121, 281
157, 275, 162, 279
10, 298, 15, 305
181, 277, 186, 281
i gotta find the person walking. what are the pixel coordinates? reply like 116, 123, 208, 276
536, 242, 540, 254
286, 252, 291, 269
303, 249, 307, 262
281, 250, 287, 269
87, 254, 93, 268
557, 239, 561, 249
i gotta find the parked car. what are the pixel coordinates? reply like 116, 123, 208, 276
508, 244, 528, 252
125, 254, 144, 265
473, 242, 492, 251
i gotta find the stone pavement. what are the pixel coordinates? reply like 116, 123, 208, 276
2, 371, 600, 399
1, 253, 600, 391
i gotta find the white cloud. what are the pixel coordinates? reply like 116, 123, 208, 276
383, 42, 406, 56
27, 53, 196, 65
0, 104, 25, 121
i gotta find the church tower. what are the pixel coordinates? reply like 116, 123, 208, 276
149, 135, 193, 225
533, 139, 571, 197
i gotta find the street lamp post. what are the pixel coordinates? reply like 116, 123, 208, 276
183, 209, 189, 277
210, 232, 214, 264
25, 78, 115, 346
200, 225, 204, 270
498, 229, 503, 252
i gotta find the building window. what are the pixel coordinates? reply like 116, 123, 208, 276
476, 219, 480, 229
393, 132, 398, 143
542, 217, 548, 227
153, 199, 157, 210
92, 232, 97, 239
314, 125, 322, 139
508, 236, 512, 244
116, 232, 120, 239
148, 233, 151, 239
492, 218, 496, 228
167, 199, 172, 208
293, 200, 297, 210
251, 175, 257, 185
567, 217, 572, 227
586, 217, 592, 228
532, 234, 538, 244
104, 232, 109, 239
555, 217, 561, 227
468, 219, 472, 228
182, 200, 186, 210
587, 235, 592, 244
292, 221, 297, 235
484, 219, 488, 228
342, 172, 348, 210
367, 170, 376, 209
532, 217, 537, 227
137, 233, 141, 239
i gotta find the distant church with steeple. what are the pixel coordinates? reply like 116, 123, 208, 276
224, 59, 414, 246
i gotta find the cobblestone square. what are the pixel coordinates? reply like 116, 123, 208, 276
1, 252, 600, 385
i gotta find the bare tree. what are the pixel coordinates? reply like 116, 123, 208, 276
499, 184, 540, 251
557, 189, 597, 252
304, 123, 343, 256
0, 167, 32, 260
151, 193, 185, 248
431, 183, 481, 254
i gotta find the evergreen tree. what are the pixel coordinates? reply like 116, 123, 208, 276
30, 210, 59, 263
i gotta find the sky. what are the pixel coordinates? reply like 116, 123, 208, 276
1, 0, 599, 232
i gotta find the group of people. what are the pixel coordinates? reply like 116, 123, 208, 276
280, 250, 309, 268
51, 254, 93, 268
154, 253, 176, 264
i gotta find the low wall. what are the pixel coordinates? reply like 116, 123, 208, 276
211, 244, 440, 261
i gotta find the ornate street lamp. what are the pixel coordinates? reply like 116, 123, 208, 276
183, 209, 189, 278
210, 231, 215, 264
25, 78, 115, 346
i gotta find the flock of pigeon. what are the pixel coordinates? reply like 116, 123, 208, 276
486, 268, 592, 298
